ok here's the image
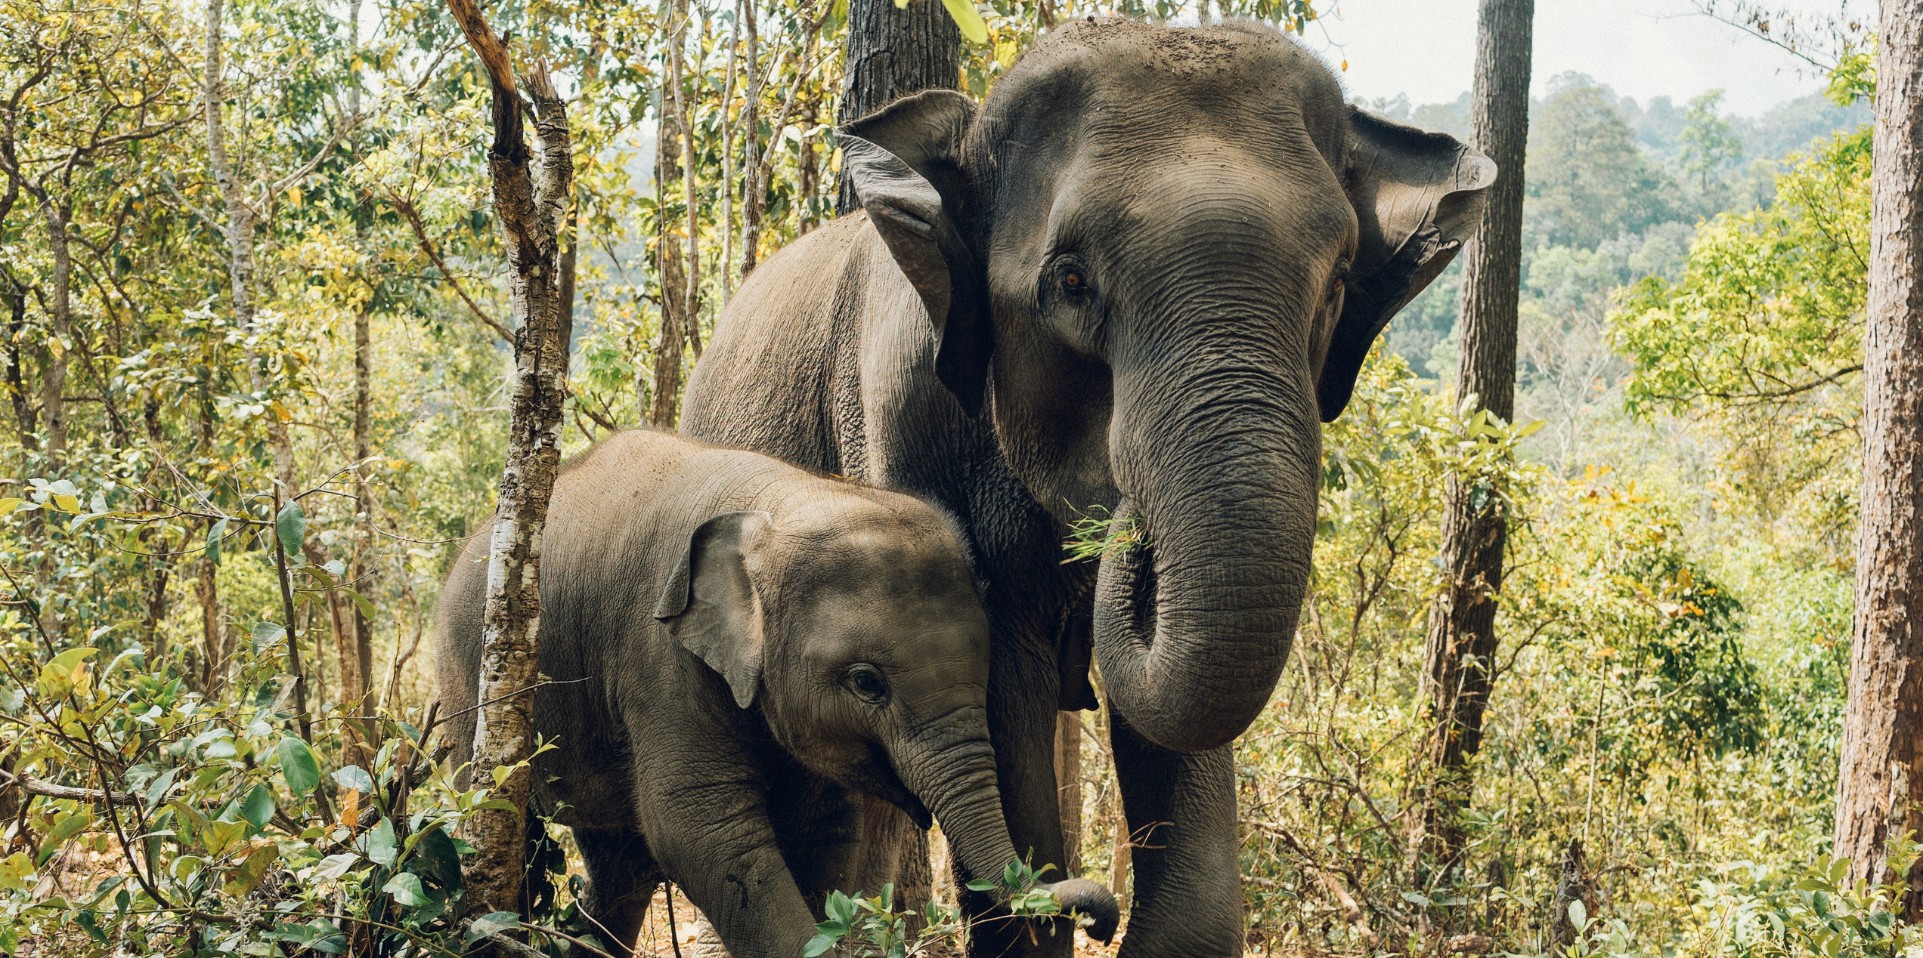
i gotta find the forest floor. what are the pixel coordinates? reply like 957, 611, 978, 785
627, 887, 1127, 957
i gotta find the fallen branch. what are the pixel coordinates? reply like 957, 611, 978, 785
0, 768, 139, 805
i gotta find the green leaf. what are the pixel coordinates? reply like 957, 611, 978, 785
0, 853, 33, 893
206, 518, 228, 565
315, 852, 360, 881
1568, 898, 1588, 933
278, 736, 320, 796
466, 912, 522, 947
0, 497, 23, 517
938, 0, 988, 44
304, 919, 349, 954
241, 783, 275, 829
252, 621, 287, 653
333, 765, 374, 794
223, 844, 278, 896
803, 933, 840, 958
276, 500, 307, 555
383, 871, 430, 907
364, 817, 398, 867
49, 807, 94, 843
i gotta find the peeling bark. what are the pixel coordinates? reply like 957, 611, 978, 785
445, 0, 574, 921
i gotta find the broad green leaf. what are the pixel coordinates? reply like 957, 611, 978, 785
252, 621, 287, 653
465, 912, 522, 947
206, 518, 228, 565
383, 871, 430, 907
0, 853, 33, 893
203, 819, 247, 856
332, 765, 374, 794
939, 0, 988, 44
222, 844, 278, 896
364, 817, 397, 867
0, 497, 22, 517
315, 852, 360, 881
278, 737, 320, 796
241, 783, 275, 829
303, 918, 349, 954
276, 500, 307, 555
47, 810, 94, 847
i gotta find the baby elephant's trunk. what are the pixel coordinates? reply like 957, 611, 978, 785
893, 717, 1122, 943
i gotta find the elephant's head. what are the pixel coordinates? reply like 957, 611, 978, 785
653, 500, 1120, 940
841, 18, 1494, 753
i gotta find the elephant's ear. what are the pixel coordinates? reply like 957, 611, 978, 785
652, 511, 772, 709
1323, 107, 1497, 421
841, 90, 992, 416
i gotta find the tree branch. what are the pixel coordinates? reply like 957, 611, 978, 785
0, 768, 139, 805
389, 191, 513, 344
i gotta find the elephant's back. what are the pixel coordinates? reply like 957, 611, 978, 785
432, 430, 701, 809
681, 215, 876, 474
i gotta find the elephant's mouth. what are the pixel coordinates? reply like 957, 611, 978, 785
845, 744, 933, 829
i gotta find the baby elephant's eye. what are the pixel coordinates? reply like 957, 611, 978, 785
841, 664, 891, 706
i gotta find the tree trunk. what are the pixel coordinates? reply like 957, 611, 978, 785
1835, 0, 1923, 919
740, 0, 763, 277
1415, 0, 1533, 879
4, 280, 34, 449
834, 0, 959, 214
37, 199, 70, 463
1054, 712, 1082, 874
445, 0, 574, 922
346, 0, 377, 732
650, 0, 693, 427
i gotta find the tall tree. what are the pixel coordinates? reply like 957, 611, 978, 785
650, 0, 697, 426
1416, 0, 1534, 877
444, 0, 575, 923
834, 0, 959, 213
1835, 0, 1923, 917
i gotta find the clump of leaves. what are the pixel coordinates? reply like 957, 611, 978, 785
805, 859, 1083, 958
1061, 505, 1149, 565
1690, 834, 1922, 958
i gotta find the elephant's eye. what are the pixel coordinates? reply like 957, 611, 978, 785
841, 664, 891, 706
1060, 267, 1091, 300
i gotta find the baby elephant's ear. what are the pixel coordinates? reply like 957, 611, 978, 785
653, 511, 772, 709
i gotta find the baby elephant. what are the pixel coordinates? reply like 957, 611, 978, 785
437, 430, 1117, 957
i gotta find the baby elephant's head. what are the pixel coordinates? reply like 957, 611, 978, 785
653, 493, 1119, 942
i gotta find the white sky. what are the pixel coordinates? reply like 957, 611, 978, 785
1305, 0, 1865, 116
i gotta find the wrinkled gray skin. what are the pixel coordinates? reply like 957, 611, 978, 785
680, 19, 1492, 957
437, 430, 1119, 958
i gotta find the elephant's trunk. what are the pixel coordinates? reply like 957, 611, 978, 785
1095, 363, 1321, 753
893, 715, 1121, 942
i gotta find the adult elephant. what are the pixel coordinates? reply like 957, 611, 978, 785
681, 18, 1492, 956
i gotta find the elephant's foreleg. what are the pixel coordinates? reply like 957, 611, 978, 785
638, 772, 819, 958
1108, 705, 1243, 958
572, 829, 660, 958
